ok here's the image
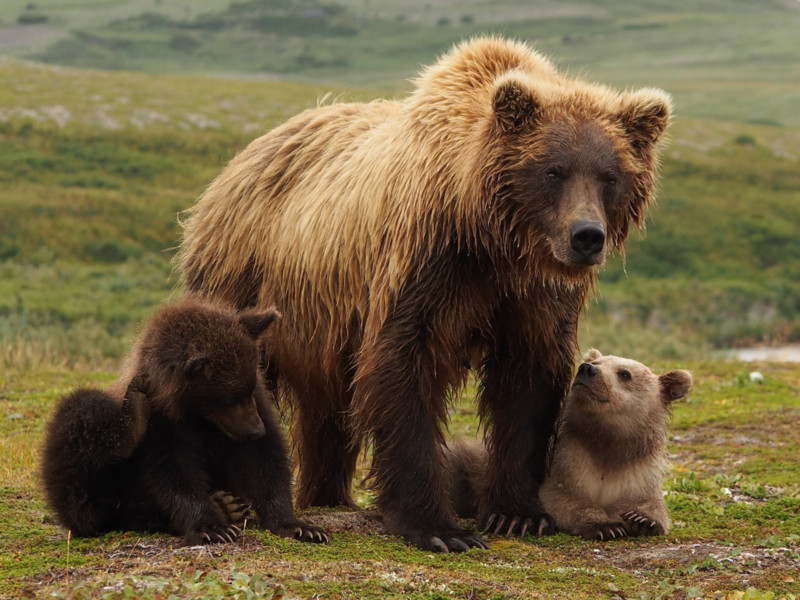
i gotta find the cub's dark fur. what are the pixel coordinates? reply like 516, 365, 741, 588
41, 298, 328, 545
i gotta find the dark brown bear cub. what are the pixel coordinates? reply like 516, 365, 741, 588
41, 298, 328, 545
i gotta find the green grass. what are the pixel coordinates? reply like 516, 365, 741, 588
1, 8, 799, 596
1, 362, 798, 599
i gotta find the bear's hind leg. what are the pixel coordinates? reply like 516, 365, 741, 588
354, 321, 488, 553
41, 388, 140, 536
294, 408, 360, 509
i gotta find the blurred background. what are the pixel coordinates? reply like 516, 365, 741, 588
1, 0, 799, 369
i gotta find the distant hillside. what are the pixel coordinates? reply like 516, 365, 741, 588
2, 2, 800, 363
1, 0, 799, 126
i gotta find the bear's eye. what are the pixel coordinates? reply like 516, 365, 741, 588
546, 168, 562, 181
617, 369, 632, 381
605, 174, 618, 188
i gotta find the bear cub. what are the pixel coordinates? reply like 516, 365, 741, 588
446, 349, 691, 541
41, 297, 328, 545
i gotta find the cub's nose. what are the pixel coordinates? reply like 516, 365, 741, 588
577, 362, 599, 378
570, 220, 606, 259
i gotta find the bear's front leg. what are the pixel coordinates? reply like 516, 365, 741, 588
478, 302, 578, 538
354, 323, 488, 552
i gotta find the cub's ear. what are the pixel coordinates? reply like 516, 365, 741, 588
181, 352, 209, 376
659, 369, 692, 403
583, 348, 603, 362
617, 88, 672, 153
239, 306, 281, 339
493, 76, 539, 133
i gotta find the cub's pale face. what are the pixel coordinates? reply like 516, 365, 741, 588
568, 354, 665, 424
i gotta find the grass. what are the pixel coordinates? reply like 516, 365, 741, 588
1, 361, 798, 599
1, 3, 799, 597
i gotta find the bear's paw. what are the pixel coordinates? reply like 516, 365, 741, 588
483, 512, 554, 538
622, 510, 666, 536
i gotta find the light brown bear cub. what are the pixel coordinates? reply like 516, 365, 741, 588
446, 349, 691, 541
539, 349, 691, 540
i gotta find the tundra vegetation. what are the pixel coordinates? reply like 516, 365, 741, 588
0, 1, 799, 597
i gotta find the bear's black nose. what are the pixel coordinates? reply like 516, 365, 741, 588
570, 220, 606, 258
577, 362, 599, 378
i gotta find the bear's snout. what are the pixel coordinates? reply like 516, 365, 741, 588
577, 362, 599, 379
569, 220, 606, 262
572, 362, 609, 403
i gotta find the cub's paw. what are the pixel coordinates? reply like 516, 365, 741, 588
210, 490, 251, 528
124, 375, 148, 401
482, 512, 554, 538
119, 375, 151, 455
184, 523, 242, 545
622, 511, 666, 536
577, 521, 628, 541
405, 528, 488, 553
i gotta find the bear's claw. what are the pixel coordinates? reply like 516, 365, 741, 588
188, 523, 242, 545
404, 527, 488, 552
622, 510, 665, 536
210, 490, 251, 527
580, 521, 628, 541
483, 512, 554, 538
426, 532, 488, 553
291, 524, 330, 544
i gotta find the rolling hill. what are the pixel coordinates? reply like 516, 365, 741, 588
1, 0, 799, 365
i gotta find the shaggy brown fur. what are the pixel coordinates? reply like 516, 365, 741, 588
41, 298, 328, 545
178, 37, 672, 551
446, 350, 692, 540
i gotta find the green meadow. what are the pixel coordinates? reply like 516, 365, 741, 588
1, 1, 799, 598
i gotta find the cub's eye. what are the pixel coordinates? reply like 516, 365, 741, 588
617, 369, 632, 381
546, 168, 561, 181
605, 173, 618, 188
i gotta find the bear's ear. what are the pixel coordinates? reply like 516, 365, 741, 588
617, 88, 672, 154
493, 77, 539, 134
659, 369, 692, 403
239, 306, 281, 340
181, 352, 209, 376
583, 348, 603, 362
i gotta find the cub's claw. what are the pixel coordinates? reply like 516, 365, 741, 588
622, 510, 665, 536
580, 521, 628, 541
210, 490, 251, 527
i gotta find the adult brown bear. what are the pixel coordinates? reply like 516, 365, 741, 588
178, 37, 672, 552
